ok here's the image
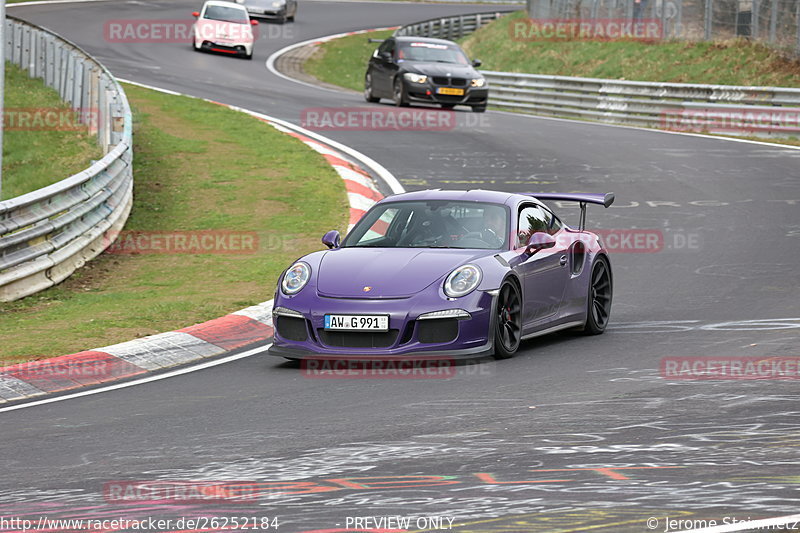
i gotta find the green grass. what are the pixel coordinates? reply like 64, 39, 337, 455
461, 11, 800, 87
0, 83, 348, 365
305, 29, 394, 93
1, 63, 103, 200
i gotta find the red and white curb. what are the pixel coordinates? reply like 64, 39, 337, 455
0, 81, 403, 405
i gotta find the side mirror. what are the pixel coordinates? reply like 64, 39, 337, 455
192, 11, 200, 17
472, 58, 482, 67
322, 230, 341, 249
379, 51, 393, 62
250, 19, 259, 25
525, 232, 555, 255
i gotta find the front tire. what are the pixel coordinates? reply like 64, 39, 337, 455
582, 256, 612, 335
364, 73, 380, 103
393, 77, 409, 107
493, 280, 522, 359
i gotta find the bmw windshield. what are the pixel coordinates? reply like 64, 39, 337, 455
342, 201, 509, 250
397, 42, 470, 64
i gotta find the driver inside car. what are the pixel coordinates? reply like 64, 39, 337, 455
482, 207, 506, 248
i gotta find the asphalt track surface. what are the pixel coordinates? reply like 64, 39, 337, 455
4, 1, 800, 532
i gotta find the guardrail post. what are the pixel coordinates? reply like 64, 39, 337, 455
458, 15, 464, 38
73, 56, 83, 112
768, 0, 777, 43
752, 0, 760, 39
13, 22, 22, 65
35, 30, 45, 79
704, 0, 712, 39
797, 1, 800, 53
57, 47, 66, 100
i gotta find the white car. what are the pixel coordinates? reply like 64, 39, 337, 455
192, 0, 258, 59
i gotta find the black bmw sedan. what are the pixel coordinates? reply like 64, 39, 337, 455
364, 36, 488, 112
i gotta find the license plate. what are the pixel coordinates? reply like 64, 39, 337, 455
324, 314, 389, 331
437, 87, 464, 95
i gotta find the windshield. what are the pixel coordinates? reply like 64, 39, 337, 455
342, 201, 509, 250
396, 42, 469, 64
203, 5, 249, 23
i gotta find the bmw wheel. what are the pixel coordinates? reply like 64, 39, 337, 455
364, 73, 380, 103
493, 280, 522, 359
393, 77, 409, 107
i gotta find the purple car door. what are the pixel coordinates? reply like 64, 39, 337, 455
515, 204, 569, 326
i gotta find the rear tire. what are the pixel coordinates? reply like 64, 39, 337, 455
441, 104, 455, 110
582, 256, 612, 335
472, 105, 487, 113
493, 280, 522, 359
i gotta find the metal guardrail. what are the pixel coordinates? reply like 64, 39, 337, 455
482, 71, 800, 135
394, 11, 516, 39
0, 16, 133, 302
396, 10, 800, 137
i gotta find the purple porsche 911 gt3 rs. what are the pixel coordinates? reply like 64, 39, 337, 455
268, 189, 614, 360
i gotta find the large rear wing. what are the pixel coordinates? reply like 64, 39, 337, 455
525, 192, 615, 231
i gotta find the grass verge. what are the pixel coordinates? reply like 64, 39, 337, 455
1, 62, 103, 200
461, 11, 800, 87
304, 29, 394, 93
0, 83, 348, 365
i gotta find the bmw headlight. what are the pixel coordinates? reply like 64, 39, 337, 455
281, 262, 310, 295
444, 265, 482, 298
471, 77, 486, 87
403, 73, 428, 84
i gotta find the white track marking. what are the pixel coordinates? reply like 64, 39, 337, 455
0, 343, 273, 414
265, 27, 398, 93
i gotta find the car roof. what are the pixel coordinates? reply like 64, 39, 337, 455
204, 0, 247, 9
378, 189, 542, 208
394, 36, 460, 46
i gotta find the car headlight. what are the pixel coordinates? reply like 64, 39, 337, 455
471, 78, 486, 87
403, 73, 428, 84
281, 262, 310, 295
444, 265, 482, 298
272, 1, 282, 6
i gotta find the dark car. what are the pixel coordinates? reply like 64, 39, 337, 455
236, 0, 296, 23
364, 36, 488, 112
